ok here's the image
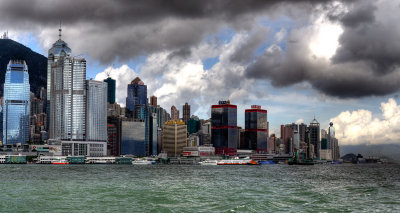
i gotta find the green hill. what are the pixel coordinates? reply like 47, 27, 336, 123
0, 39, 47, 97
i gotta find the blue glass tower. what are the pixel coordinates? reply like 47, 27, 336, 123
126, 77, 147, 119
3, 60, 30, 145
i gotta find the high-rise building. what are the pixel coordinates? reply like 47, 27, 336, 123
182, 102, 190, 124
328, 122, 340, 161
49, 56, 86, 140
171, 105, 179, 120
121, 119, 146, 156
211, 100, 238, 156
47, 27, 71, 104
149, 113, 158, 156
107, 116, 122, 156
244, 105, 268, 153
126, 77, 147, 119
309, 117, 320, 159
86, 80, 107, 142
3, 60, 30, 145
103, 77, 116, 104
162, 120, 187, 157
150, 95, 157, 107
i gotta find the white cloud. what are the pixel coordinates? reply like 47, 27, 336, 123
94, 65, 136, 107
331, 98, 400, 145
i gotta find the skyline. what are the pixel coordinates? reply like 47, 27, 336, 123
1, 0, 399, 147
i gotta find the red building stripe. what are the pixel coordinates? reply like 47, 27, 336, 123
211, 104, 237, 109
245, 109, 267, 113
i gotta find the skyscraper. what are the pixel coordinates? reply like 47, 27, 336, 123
309, 117, 320, 159
162, 120, 187, 157
3, 60, 30, 145
211, 100, 238, 156
182, 102, 190, 124
126, 77, 147, 119
49, 56, 87, 140
121, 119, 146, 156
86, 80, 107, 141
47, 27, 71, 103
150, 95, 157, 107
171, 105, 179, 120
103, 77, 116, 104
244, 105, 268, 153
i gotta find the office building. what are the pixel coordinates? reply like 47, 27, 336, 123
182, 102, 190, 124
162, 120, 187, 157
3, 60, 30, 145
104, 77, 116, 104
121, 119, 146, 156
107, 116, 122, 156
126, 77, 147, 119
46, 27, 72, 103
149, 113, 158, 156
244, 105, 268, 153
86, 80, 107, 142
309, 117, 320, 159
150, 95, 157, 107
211, 100, 238, 156
171, 105, 179, 120
49, 56, 86, 140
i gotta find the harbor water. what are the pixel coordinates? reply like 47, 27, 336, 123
0, 164, 399, 212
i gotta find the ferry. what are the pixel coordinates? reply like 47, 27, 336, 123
217, 159, 251, 165
199, 159, 218, 165
132, 159, 156, 165
51, 158, 69, 165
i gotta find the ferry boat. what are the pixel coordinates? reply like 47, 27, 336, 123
199, 159, 218, 165
132, 159, 156, 165
51, 158, 69, 165
217, 159, 251, 165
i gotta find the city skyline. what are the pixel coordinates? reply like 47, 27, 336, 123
1, 0, 400, 147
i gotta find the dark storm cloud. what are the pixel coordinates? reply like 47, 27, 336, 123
246, 0, 400, 98
0, 0, 328, 64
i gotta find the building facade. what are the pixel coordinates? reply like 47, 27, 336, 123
3, 60, 30, 145
309, 118, 321, 159
182, 102, 190, 124
211, 100, 238, 156
162, 120, 187, 157
126, 77, 147, 119
244, 105, 268, 153
103, 77, 116, 104
86, 80, 107, 142
171, 105, 179, 120
150, 95, 157, 107
121, 119, 146, 156
49, 57, 87, 141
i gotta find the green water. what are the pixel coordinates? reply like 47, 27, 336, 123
0, 164, 399, 212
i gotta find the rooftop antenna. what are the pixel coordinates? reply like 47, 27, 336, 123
58, 20, 62, 40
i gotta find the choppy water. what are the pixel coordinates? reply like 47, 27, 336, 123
0, 164, 399, 212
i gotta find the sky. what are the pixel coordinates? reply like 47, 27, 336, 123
1, 0, 400, 146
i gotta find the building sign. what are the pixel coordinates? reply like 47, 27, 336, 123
251, 105, 261, 109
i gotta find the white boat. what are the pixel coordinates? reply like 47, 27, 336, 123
199, 159, 218, 165
132, 159, 156, 165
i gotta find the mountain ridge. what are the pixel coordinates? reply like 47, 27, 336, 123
0, 38, 47, 97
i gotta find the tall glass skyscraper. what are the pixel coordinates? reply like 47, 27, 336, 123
245, 105, 268, 153
309, 117, 321, 159
86, 80, 107, 141
3, 60, 30, 144
103, 77, 116, 104
49, 57, 86, 140
126, 77, 147, 119
47, 28, 71, 102
211, 100, 238, 156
